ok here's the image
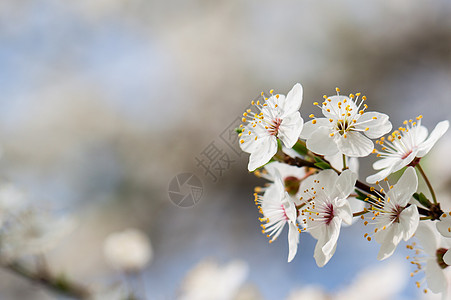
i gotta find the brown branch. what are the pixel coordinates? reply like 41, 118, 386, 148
4, 261, 90, 299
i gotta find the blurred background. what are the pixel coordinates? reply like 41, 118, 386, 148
0, 0, 450, 299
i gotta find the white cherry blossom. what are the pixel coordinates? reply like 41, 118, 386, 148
367, 117, 449, 184
255, 168, 300, 262
297, 169, 356, 267
301, 89, 392, 158
363, 167, 419, 260
239, 83, 304, 171
408, 222, 451, 296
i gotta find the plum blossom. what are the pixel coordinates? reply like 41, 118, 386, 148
239, 83, 304, 171
408, 222, 451, 296
297, 169, 356, 267
367, 117, 449, 184
300, 89, 392, 158
255, 168, 300, 262
363, 167, 419, 260
0, 208, 75, 259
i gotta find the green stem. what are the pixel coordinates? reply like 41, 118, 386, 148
342, 154, 347, 170
416, 163, 437, 204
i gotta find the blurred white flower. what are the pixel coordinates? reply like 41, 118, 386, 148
103, 228, 152, 273
0, 184, 28, 226
239, 83, 304, 171
178, 259, 249, 300
301, 89, 391, 157
298, 169, 356, 267
255, 168, 300, 262
366, 167, 419, 260
1, 209, 75, 259
367, 117, 449, 183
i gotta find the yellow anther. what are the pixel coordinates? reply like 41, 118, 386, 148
313, 102, 319, 106
309, 114, 315, 118
335, 87, 340, 92
312, 120, 317, 124
269, 89, 274, 94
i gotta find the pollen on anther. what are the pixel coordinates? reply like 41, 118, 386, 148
312, 120, 317, 124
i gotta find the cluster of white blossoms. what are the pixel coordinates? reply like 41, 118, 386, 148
238, 83, 451, 297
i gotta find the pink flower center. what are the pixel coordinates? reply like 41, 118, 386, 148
401, 150, 413, 160
324, 203, 334, 225
268, 118, 282, 136
281, 204, 289, 221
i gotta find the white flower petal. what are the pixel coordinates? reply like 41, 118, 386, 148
300, 119, 330, 139
299, 170, 338, 202
313, 231, 338, 268
321, 217, 341, 256
415, 223, 438, 256
248, 136, 277, 171
414, 125, 429, 145
373, 157, 398, 170
306, 126, 339, 156
280, 83, 303, 116
335, 199, 353, 225
436, 216, 451, 238
399, 205, 419, 241
417, 120, 449, 157
278, 111, 304, 148
336, 131, 374, 157
355, 112, 392, 139
366, 167, 393, 184
287, 222, 300, 262
321, 95, 356, 119
425, 258, 447, 293
333, 169, 357, 199
386, 167, 418, 206
444, 249, 451, 266
375, 224, 402, 260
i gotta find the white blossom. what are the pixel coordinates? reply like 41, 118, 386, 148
301, 89, 392, 158
0, 208, 75, 259
363, 167, 419, 260
103, 228, 153, 273
297, 169, 356, 267
367, 117, 449, 183
239, 83, 304, 171
255, 168, 300, 262
408, 222, 451, 296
